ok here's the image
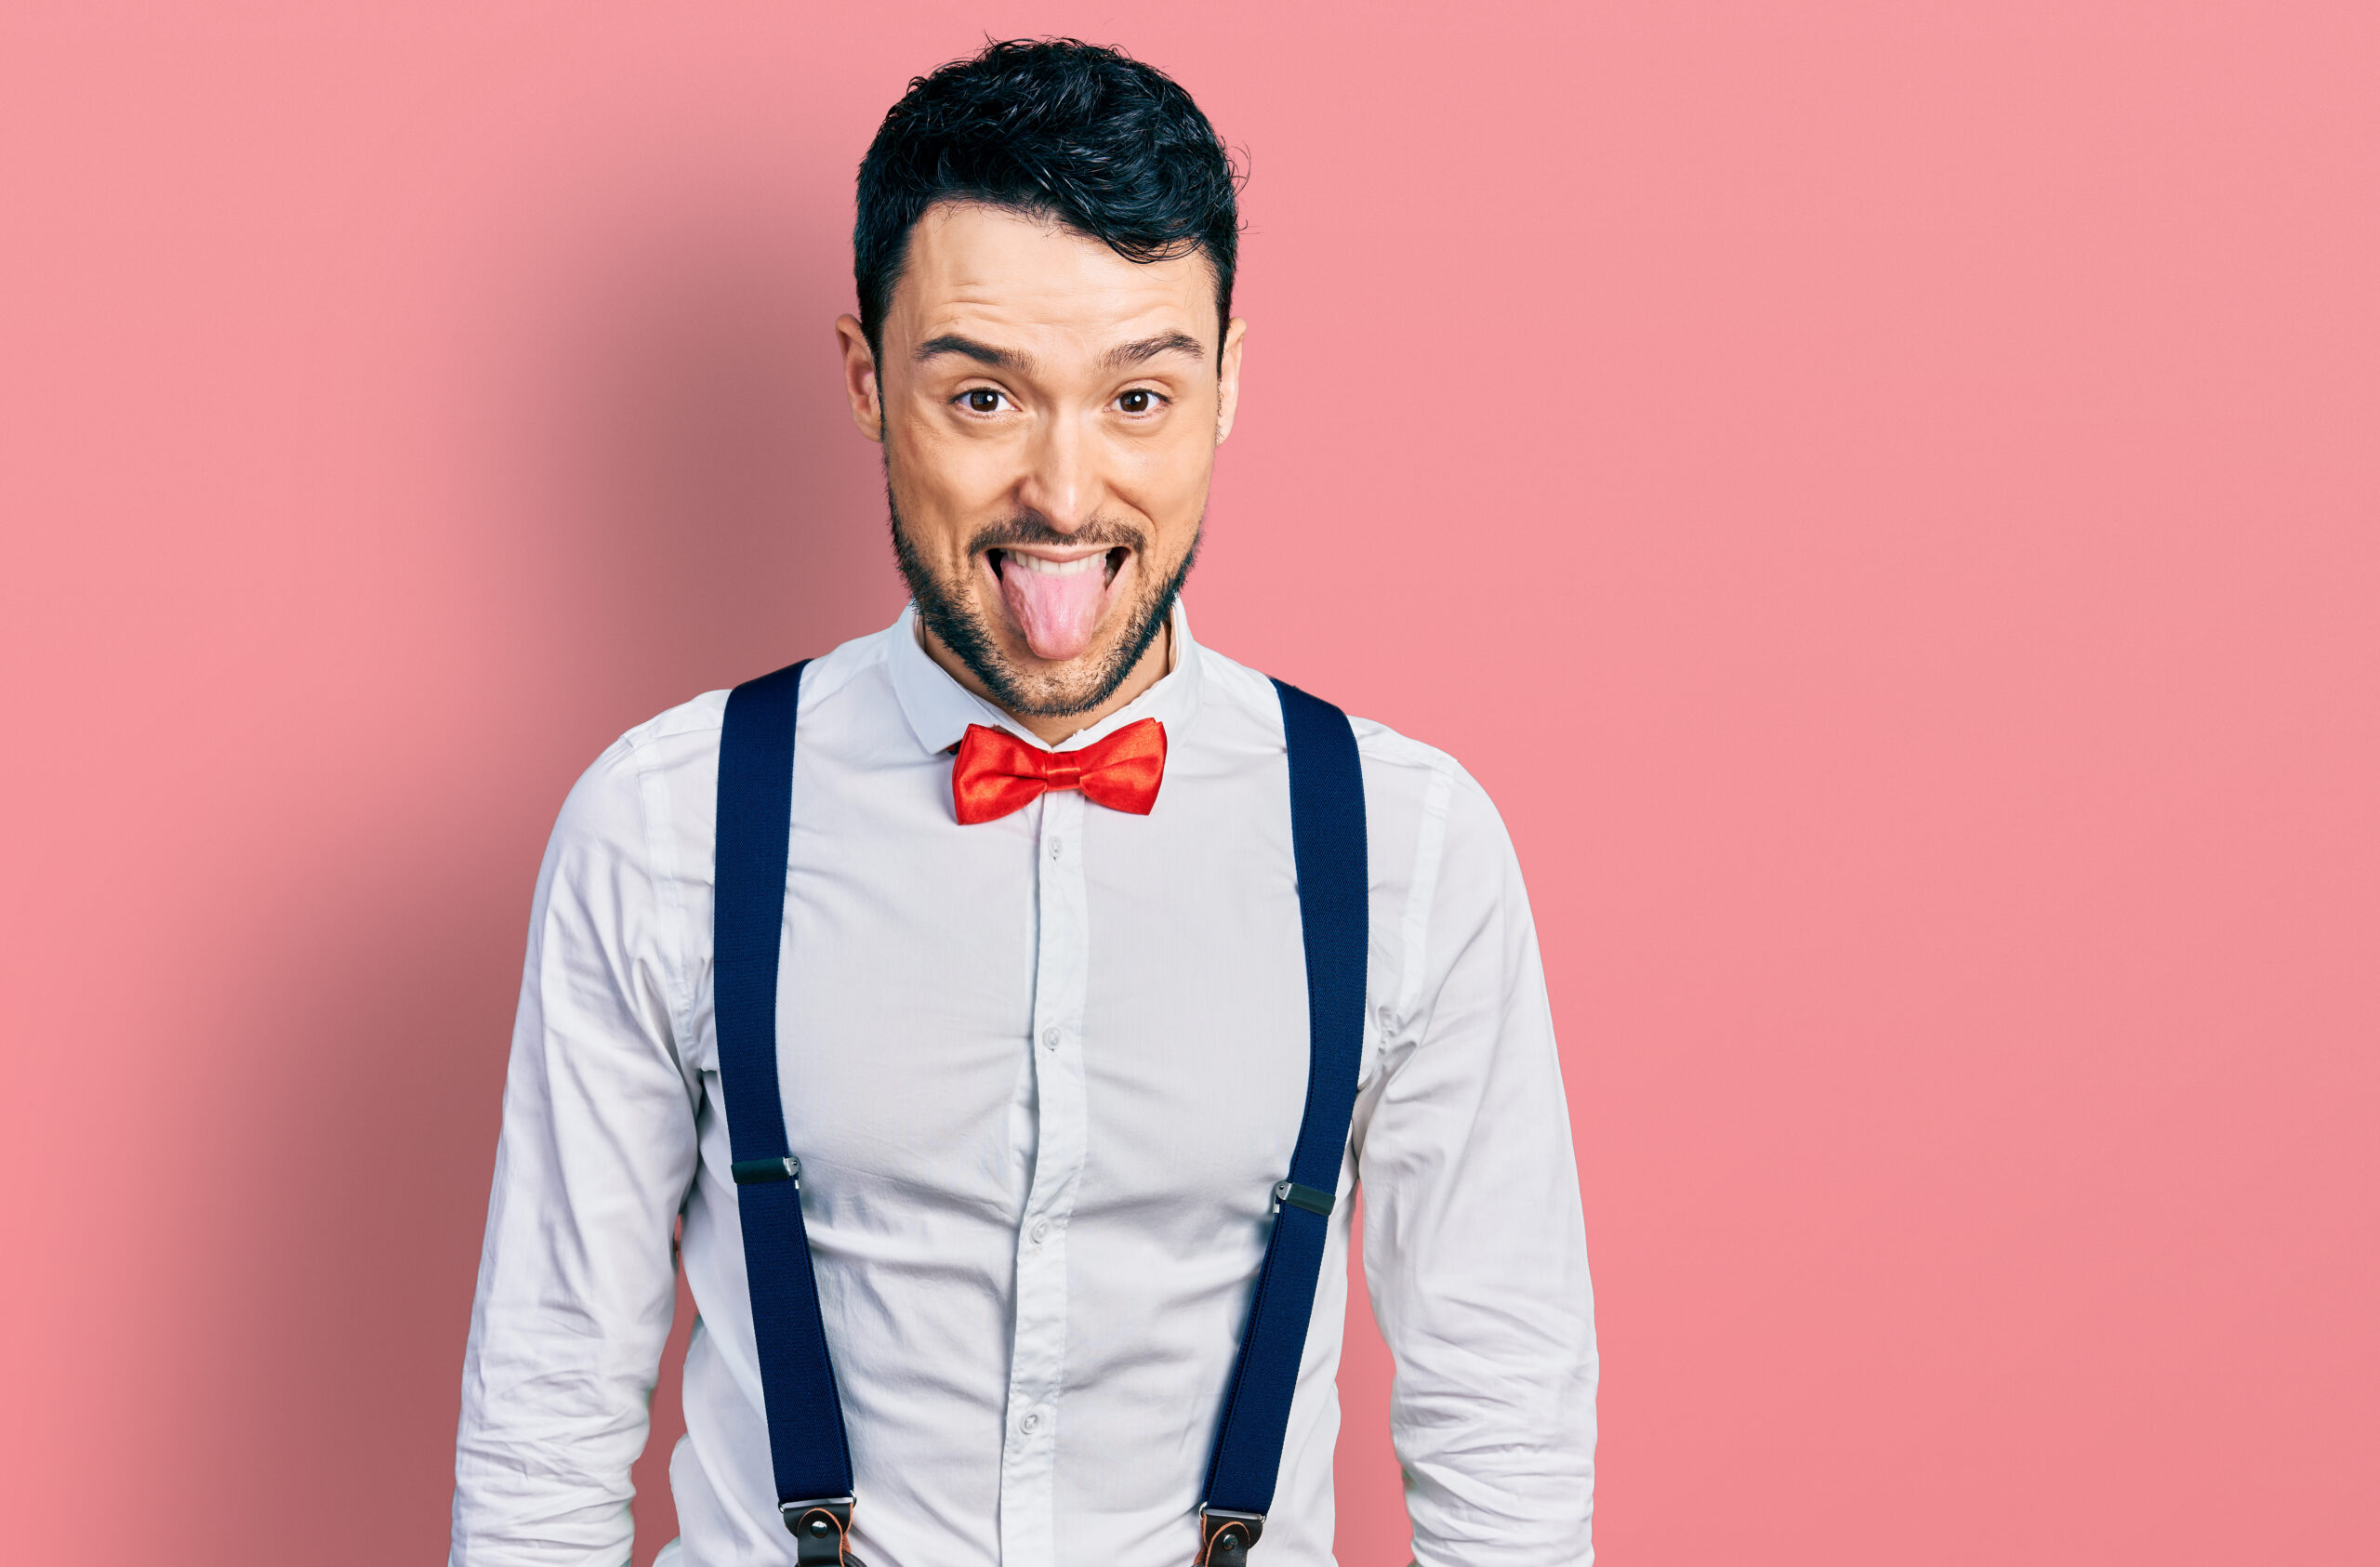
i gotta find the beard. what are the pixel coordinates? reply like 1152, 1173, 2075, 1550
889, 483, 1200, 718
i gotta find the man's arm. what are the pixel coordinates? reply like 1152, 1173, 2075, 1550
451, 741, 701, 1566
1355, 767, 1597, 1565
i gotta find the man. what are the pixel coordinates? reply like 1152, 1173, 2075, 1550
452, 39, 1595, 1567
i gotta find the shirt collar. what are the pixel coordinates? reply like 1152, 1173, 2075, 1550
887, 599, 1206, 757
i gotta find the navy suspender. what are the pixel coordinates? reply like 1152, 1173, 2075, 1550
714, 660, 857, 1564
711, 665, 1368, 1567
1192, 679, 1370, 1567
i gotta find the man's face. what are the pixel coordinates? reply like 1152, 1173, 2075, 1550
838, 202, 1246, 718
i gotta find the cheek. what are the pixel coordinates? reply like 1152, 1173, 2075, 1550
1117, 427, 1217, 529
893, 424, 1012, 546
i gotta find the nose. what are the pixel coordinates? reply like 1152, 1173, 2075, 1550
1016, 407, 1100, 533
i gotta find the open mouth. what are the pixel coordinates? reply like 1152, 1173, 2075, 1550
985, 546, 1131, 663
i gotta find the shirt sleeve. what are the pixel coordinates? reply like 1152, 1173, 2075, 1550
1354, 766, 1598, 1565
451, 739, 701, 1567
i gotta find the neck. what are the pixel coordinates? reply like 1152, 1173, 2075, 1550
919, 616, 1174, 745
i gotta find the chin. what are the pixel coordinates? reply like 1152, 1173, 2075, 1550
895, 507, 1197, 720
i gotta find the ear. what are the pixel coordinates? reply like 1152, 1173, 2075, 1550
1214, 316, 1249, 445
835, 314, 883, 441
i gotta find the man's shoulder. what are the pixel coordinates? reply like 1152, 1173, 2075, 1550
1194, 641, 1501, 827
614, 687, 730, 758
1344, 713, 1512, 869
601, 620, 905, 772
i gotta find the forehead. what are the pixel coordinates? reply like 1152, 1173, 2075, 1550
891, 202, 1218, 356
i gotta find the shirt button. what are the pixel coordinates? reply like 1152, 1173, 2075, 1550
1042, 1026, 1061, 1050
1030, 1218, 1051, 1244
1048, 836, 1064, 861
1021, 1411, 1040, 1434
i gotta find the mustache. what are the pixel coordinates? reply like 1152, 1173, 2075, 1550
967, 512, 1148, 556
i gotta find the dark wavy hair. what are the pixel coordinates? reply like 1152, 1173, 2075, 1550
854, 39, 1242, 359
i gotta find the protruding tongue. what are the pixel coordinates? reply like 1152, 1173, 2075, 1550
998, 553, 1111, 662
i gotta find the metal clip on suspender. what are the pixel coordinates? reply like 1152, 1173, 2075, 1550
715, 665, 1365, 1567
1271, 1180, 1335, 1217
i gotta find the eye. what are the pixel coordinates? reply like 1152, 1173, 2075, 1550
959, 388, 1011, 414
1117, 388, 1159, 414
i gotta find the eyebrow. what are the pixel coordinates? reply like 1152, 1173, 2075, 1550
913, 334, 1029, 370
1103, 331, 1207, 369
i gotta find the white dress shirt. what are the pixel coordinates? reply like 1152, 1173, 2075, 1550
451, 605, 1595, 1567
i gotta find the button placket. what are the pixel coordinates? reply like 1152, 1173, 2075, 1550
1000, 787, 1091, 1565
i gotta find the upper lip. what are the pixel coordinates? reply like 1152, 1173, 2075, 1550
991, 544, 1115, 566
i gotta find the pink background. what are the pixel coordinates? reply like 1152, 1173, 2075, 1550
4, 5, 2374, 1563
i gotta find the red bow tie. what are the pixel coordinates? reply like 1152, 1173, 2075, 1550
951, 718, 1167, 824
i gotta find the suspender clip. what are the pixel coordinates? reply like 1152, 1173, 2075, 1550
1271, 1180, 1334, 1217
782, 1495, 861, 1566
1196, 1506, 1266, 1567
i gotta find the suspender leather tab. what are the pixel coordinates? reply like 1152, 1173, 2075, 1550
783, 1496, 860, 1566
1196, 1507, 1265, 1567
